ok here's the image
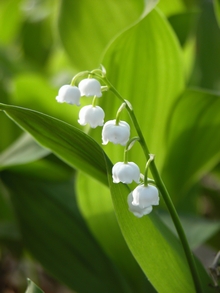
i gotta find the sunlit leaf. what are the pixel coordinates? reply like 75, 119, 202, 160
57, 0, 144, 69
100, 8, 184, 170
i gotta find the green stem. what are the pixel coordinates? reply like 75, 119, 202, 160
104, 78, 203, 293
144, 154, 155, 186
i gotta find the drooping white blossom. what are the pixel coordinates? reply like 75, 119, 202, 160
78, 78, 102, 97
56, 85, 81, 106
78, 105, 105, 128
112, 162, 140, 184
131, 184, 159, 208
127, 193, 153, 218
102, 120, 130, 146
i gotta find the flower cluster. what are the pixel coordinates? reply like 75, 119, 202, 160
56, 78, 105, 129
56, 70, 159, 217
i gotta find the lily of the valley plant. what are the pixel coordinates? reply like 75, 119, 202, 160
55, 67, 205, 293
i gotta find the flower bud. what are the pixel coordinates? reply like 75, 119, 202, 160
102, 120, 130, 146
78, 78, 102, 97
56, 85, 81, 106
112, 162, 140, 184
78, 105, 105, 128
127, 193, 153, 218
131, 184, 159, 208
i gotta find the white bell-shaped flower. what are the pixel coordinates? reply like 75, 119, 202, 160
78, 78, 102, 97
56, 85, 81, 106
102, 120, 130, 146
127, 193, 153, 218
112, 162, 140, 184
78, 105, 105, 128
131, 184, 159, 208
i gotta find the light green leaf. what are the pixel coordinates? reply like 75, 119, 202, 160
100, 8, 184, 170
162, 89, 220, 204
57, 0, 144, 69
0, 103, 108, 185
0, 133, 50, 170
25, 279, 44, 293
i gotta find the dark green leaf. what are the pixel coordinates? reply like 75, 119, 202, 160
1, 167, 131, 293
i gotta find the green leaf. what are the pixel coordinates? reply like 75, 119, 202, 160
57, 0, 144, 69
1, 167, 131, 293
100, 8, 184, 170
25, 279, 44, 293
162, 89, 220, 205
0, 133, 50, 170
0, 103, 108, 185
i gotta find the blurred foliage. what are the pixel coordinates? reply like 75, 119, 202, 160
0, 0, 220, 292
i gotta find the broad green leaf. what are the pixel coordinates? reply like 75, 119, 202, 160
1, 167, 131, 293
25, 279, 44, 293
57, 0, 144, 69
162, 89, 220, 205
100, 8, 184, 170
0, 133, 50, 170
0, 103, 108, 185
104, 155, 213, 293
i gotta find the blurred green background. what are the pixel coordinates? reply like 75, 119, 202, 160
0, 0, 220, 292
